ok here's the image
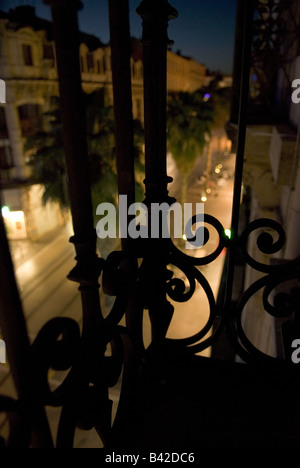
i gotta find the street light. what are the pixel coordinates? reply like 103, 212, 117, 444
1, 206, 10, 217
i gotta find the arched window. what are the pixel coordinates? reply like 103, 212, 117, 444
22, 44, 34, 66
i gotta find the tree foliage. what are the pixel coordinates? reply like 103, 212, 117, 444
25, 106, 69, 209
25, 89, 145, 215
167, 90, 214, 176
167, 85, 230, 201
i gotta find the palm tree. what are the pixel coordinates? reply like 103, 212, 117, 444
167, 90, 214, 203
25, 106, 70, 210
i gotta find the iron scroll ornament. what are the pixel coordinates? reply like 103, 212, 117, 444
1, 215, 298, 447
99, 214, 299, 364
163, 213, 229, 353
1, 0, 300, 450
0, 212, 229, 447
229, 218, 300, 366
133, 215, 300, 361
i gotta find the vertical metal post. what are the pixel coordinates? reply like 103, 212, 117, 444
230, 0, 248, 125
230, 0, 254, 239
225, 0, 254, 308
0, 194, 53, 447
44, 0, 108, 431
137, 1, 178, 345
137, 0, 177, 205
108, 0, 143, 355
108, 0, 136, 253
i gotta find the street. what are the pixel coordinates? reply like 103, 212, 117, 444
15, 224, 81, 340
0, 130, 235, 445
9, 130, 234, 351
166, 131, 234, 355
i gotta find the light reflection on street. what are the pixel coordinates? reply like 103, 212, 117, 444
166, 130, 235, 357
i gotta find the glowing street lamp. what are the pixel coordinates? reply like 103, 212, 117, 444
1, 206, 10, 217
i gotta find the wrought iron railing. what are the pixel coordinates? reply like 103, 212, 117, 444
0, 0, 300, 449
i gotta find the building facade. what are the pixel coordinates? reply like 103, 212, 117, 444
167, 50, 206, 93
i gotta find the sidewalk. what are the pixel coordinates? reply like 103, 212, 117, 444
8, 221, 74, 270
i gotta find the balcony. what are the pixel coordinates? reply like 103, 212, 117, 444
270, 124, 300, 187
0, 0, 300, 450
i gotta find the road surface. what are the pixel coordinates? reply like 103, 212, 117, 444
165, 136, 235, 355
0, 130, 235, 445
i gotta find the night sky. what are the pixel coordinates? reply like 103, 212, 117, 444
0, 0, 237, 74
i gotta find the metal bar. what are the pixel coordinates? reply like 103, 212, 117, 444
44, 0, 94, 240
44, 0, 106, 385
108, 0, 136, 252
230, 0, 247, 124
136, 1, 178, 346
225, 0, 254, 308
137, 0, 178, 205
108, 0, 143, 356
230, 0, 254, 239
0, 194, 53, 447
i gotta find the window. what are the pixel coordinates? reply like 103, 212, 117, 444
43, 44, 54, 60
136, 99, 142, 121
97, 59, 103, 75
18, 104, 42, 138
43, 44, 55, 68
102, 56, 107, 73
132, 62, 136, 78
22, 44, 33, 66
0, 145, 13, 169
87, 53, 94, 73
80, 56, 85, 73
0, 107, 8, 139
138, 64, 143, 79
